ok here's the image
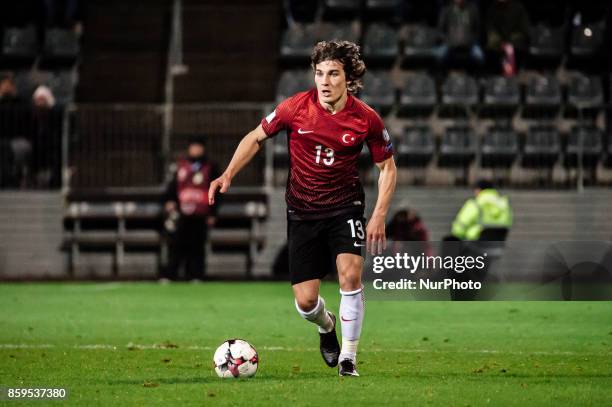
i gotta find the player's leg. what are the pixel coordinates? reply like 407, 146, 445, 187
289, 219, 340, 367
292, 279, 339, 367
292, 279, 332, 331
336, 253, 364, 376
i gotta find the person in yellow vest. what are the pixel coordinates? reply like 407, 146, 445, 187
451, 180, 512, 241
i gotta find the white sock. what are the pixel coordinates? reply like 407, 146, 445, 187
339, 286, 364, 362
295, 296, 334, 334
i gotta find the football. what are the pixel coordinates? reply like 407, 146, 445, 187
213, 339, 259, 378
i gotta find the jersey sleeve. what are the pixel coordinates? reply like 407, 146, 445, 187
365, 111, 394, 163
260, 96, 295, 137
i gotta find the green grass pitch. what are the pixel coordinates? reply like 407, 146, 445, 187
1, 282, 611, 406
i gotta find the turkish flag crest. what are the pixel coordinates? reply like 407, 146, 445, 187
341, 133, 356, 145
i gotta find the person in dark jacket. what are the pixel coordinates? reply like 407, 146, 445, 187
386, 208, 432, 256
163, 137, 219, 281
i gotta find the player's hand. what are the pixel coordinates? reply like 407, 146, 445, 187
366, 214, 386, 256
208, 173, 231, 205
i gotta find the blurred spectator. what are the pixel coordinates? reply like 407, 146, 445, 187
486, 0, 530, 76
436, 0, 484, 67
163, 137, 220, 281
0, 74, 18, 102
386, 208, 432, 255
32, 85, 56, 109
450, 180, 512, 241
31, 85, 61, 188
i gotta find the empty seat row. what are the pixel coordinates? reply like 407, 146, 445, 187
1, 26, 79, 69
277, 70, 608, 118
272, 125, 611, 171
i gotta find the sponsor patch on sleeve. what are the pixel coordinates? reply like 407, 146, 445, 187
265, 110, 276, 124
382, 128, 391, 142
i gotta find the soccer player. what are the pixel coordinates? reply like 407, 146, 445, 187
209, 40, 397, 376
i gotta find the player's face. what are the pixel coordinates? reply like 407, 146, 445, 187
314, 60, 348, 107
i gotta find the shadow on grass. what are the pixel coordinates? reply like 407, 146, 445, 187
107, 370, 349, 386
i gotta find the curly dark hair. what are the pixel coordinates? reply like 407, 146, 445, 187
311, 40, 366, 94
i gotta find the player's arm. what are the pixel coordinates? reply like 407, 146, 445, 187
366, 156, 397, 255
208, 124, 269, 204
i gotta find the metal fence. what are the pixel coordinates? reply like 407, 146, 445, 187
65, 103, 267, 189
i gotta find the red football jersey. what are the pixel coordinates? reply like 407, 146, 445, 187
261, 89, 393, 219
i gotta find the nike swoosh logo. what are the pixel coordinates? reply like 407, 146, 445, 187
297, 128, 314, 134
354, 242, 365, 247
341, 316, 357, 322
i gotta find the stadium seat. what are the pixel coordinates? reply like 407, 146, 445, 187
362, 24, 398, 67
522, 74, 562, 119
438, 125, 477, 168
564, 125, 603, 169
570, 21, 605, 57
322, 0, 362, 21
567, 20, 605, 71
40, 29, 80, 69
396, 125, 435, 167
1, 25, 38, 68
480, 126, 519, 169
439, 73, 478, 118
401, 25, 438, 69
526, 23, 565, 68
62, 189, 268, 277
565, 74, 603, 118
276, 70, 312, 103
320, 22, 360, 44
280, 24, 319, 62
359, 70, 395, 115
398, 72, 436, 117
521, 125, 561, 169
479, 76, 520, 118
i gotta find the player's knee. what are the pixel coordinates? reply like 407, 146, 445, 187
295, 296, 318, 312
338, 270, 361, 291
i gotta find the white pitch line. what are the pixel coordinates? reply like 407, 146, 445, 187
0, 343, 605, 356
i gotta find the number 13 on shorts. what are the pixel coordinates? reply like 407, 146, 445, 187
347, 218, 365, 240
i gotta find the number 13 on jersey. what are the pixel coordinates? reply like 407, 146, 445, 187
315, 145, 334, 166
